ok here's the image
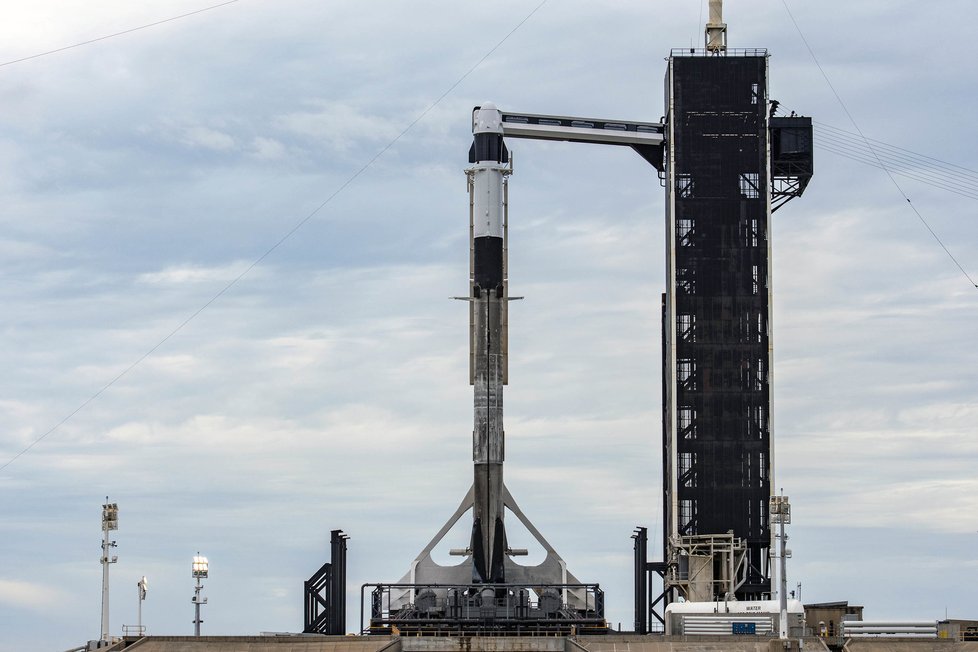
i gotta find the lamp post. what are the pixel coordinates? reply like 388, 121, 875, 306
100, 499, 119, 642
192, 554, 208, 637
137, 576, 148, 635
770, 492, 792, 640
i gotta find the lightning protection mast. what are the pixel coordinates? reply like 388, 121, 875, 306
100, 499, 119, 642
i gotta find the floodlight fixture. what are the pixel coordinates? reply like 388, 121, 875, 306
769, 494, 791, 524
138, 576, 148, 600
192, 555, 209, 579
102, 500, 119, 532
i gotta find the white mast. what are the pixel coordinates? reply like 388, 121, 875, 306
100, 499, 119, 642
770, 493, 792, 639
192, 554, 209, 636
137, 576, 148, 635
705, 0, 728, 53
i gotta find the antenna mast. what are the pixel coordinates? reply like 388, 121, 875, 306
705, 0, 727, 53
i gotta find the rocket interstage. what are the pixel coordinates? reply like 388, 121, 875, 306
468, 103, 509, 583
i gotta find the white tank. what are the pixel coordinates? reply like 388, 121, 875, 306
665, 599, 805, 636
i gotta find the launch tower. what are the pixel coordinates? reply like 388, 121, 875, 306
659, 0, 813, 608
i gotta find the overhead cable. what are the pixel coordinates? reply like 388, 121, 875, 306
0, 0, 551, 474
814, 132, 978, 201
781, 0, 978, 290
0, 0, 242, 69
814, 124, 978, 192
817, 122, 978, 179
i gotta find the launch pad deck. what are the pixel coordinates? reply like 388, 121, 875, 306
104, 635, 978, 652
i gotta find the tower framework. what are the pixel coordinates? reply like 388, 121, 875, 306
663, 50, 776, 602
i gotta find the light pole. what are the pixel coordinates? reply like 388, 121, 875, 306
770, 492, 792, 640
137, 576, 148, 635
192, 554, 208, 636
100, 499, 119, 642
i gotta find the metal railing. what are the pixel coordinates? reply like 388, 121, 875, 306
670, 48, 768, 57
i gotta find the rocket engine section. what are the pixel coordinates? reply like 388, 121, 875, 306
467, 102, 511, 584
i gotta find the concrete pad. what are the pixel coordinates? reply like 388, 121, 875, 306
399, 637, 565, 652
571, 635, 829, 652
846, 639, 978, 652
124, 635, 399, 652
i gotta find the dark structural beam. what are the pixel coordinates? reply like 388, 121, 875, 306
303, 529, 349, 635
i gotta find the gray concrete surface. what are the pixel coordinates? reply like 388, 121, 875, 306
110, 635, 978, 652
122, 635, 398, 652
845, 639, 978, 652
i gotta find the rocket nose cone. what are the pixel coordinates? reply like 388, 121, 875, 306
474, 102, 503, 135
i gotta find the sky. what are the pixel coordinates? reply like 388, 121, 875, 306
1, 0, 977, 649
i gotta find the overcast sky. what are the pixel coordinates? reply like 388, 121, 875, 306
1, 1, 977, 649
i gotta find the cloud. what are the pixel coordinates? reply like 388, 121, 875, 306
250, 136, 287, 160
136, 261, 261, 285
179, 125, 236, 152
0, 579, 69, 612
0, 1, 976, 648
273, 100, 402, 152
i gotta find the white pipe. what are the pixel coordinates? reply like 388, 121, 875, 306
705, 0, 727, 52
709, 0, 723, 24
101, 526, 110, 641
778, 518, 788, 639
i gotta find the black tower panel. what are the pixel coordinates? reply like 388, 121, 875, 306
665, 54, 772, 600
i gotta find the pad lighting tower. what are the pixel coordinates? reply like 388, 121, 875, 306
100, 499, 119, 642
192, 554, 208, 637
770, 494, 792, 639
137, 576, 148, 635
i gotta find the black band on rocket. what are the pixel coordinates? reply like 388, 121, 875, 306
473, 237, 504, 290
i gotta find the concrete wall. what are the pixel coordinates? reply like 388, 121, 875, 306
124, 635, 399, 652
573, 635, 827, 652
119, 634, 978, 652
400, 637, 565, 652
846, 640, 978, 652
